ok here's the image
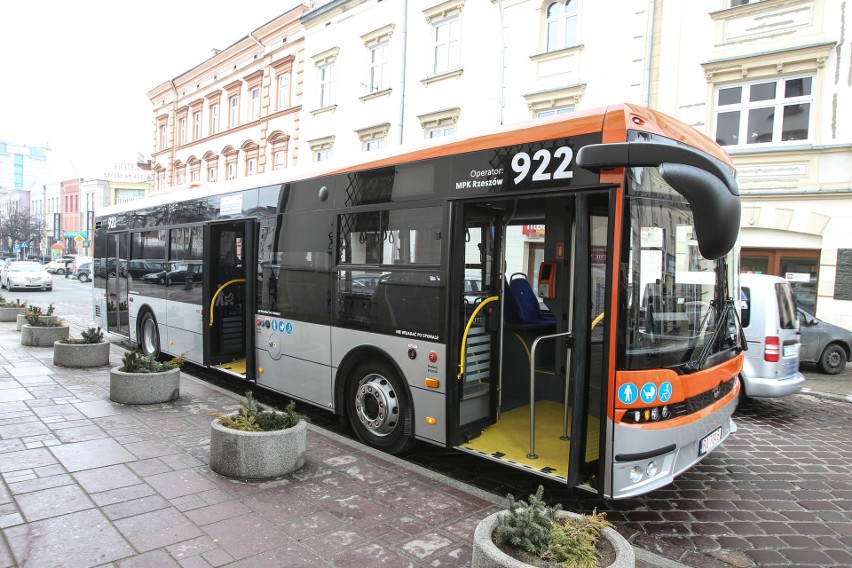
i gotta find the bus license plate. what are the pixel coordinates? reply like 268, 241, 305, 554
698, 426, 722, 456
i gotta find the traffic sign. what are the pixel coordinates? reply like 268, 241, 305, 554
20, 241, 28, 248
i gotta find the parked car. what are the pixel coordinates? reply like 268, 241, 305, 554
141, 262, 202, 285
0, 259, 12, 281
45, 258, 74, 275
739, 273, 805, 398
75, 261, 93, 283
797, 307, 852, 375
0, 261, 53, 291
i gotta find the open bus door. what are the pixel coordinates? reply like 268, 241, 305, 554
452, 190, 612, 494
105, 232, 130, 337
203, 220, 257, 380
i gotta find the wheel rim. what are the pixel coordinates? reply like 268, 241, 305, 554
827, 350, 842, 369
141, 316, 158, 355
354, 374, 400, 437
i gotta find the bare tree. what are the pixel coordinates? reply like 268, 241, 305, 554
0, 203, 45, 258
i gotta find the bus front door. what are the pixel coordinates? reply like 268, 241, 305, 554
203, 220, 256, 380
453, 191, 610, 492
105, 232, 130, 337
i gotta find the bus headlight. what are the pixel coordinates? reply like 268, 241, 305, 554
650, 407, 660, 421
629, 466, 644, 483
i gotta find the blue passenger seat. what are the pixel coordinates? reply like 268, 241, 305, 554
503, 274, 556, 330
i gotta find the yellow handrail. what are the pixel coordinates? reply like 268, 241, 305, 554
458, 295, 500, 380
591, 312, 605, 329
209, 279, 246, 327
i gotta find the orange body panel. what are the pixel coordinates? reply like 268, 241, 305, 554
613, 353, 744, 429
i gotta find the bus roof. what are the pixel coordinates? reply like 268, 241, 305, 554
101, 103, 733, 217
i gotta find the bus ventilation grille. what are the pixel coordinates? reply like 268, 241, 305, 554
674, 377, 737, 416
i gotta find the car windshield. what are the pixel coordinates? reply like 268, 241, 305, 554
11, 263, 43, 272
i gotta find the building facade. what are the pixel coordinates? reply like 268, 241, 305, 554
147, 0, 852, 327
146, 5, 308, 192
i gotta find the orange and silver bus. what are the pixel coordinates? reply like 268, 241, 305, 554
94, 103, 744, 498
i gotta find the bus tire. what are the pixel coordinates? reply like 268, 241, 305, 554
345, 361, 413, 454
138, 311, 161, 358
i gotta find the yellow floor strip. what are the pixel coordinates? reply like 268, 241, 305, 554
214, 359, 247, 376
460, 401, 571, 479
458, 401, 601, 481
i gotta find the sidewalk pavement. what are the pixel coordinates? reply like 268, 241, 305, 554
3, 317, 848, 568
0, 320, 693, 568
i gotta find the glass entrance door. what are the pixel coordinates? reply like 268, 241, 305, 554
204, 220, 255, 377
453, 191, 610, 490
105, 233, 129, 337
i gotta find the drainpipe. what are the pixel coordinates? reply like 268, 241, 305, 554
497, 0, 505, 125
643, 0, 656, 106
169, 80, 178, 188
397, 0, 408, 144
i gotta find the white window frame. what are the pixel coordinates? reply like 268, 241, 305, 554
432, 15, 460, 76
229, 95, 240, 128
713, 74, 814, 148
309, 135, 335, 162
247, 157, 256, 177
365, 138, 386, 152
545, 0, 579, 52
208, 166, 217, 182
178, 117, 187, 146
159, 124, 168, 150
193, 111, 202, 141
419, 107, 460, 139
318, 62, 336, 108
277, 72, 291, 111
274, 150, 286, 170
367, 41, 390, 94
428, 126, 455, 139
227, 162, 236, 181
537, 106, 573, 118
210, 104, 219, 135
356, 123, 391, 152
249, 87, 260, 121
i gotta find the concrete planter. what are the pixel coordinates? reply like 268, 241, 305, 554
109, 367, 180, 405
0, 306, 26, 322
53, 340, 111, 368
21, 324, 70, 347
209, 417, 306, 480
472, 510, 635, 568
17, 314, 57, 331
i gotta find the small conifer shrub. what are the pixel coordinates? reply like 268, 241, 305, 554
60, 327, 104, 344
494, 485, 561, 556
213, 391, 304, 432
119, 349, 184, 373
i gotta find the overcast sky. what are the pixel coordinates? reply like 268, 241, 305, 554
0, 0, 300, 182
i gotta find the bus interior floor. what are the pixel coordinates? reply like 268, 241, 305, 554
459, 401, 601, 481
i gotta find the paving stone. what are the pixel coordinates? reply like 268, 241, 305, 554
4, 508, 133, 567
48, 437, 136, 472
15, 483, 94, 521
114, 507, 204, 552
201, 512, 293, 560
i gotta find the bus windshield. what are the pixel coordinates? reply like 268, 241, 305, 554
622, 167, 734, 371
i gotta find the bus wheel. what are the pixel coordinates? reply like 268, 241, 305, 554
139, 311, 161, 358
346, 361, 412, 454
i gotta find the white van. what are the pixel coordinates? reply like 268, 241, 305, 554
739, 273, 805, 397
